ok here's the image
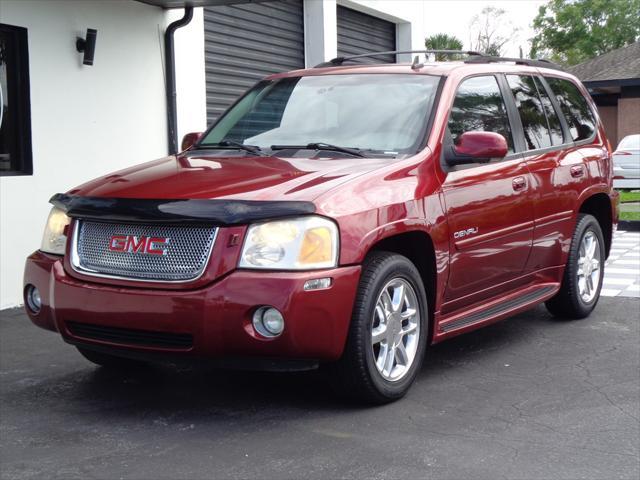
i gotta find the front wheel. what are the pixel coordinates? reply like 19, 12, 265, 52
329, 252, 428, 404
546, 213, 605, 319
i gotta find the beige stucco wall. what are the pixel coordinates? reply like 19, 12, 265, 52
618, 97, 640, 143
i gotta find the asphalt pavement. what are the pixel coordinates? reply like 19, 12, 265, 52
1, 297, 639, 480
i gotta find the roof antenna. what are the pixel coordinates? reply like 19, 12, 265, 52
411, 55, 424, 70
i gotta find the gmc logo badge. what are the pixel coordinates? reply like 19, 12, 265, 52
109, 235, 170, 256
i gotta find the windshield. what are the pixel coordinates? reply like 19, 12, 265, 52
199, 74, 441, 155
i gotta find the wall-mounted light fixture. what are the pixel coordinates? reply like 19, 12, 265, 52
76, 28, 98, 66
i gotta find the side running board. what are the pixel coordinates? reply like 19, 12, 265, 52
439, 285, 557, 333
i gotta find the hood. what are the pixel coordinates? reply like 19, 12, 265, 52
69, 152, 394, 202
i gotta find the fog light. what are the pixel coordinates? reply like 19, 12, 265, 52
25, 285, 42, 314
253, 306, 284, 337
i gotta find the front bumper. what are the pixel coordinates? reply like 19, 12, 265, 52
23, 251, 360, 362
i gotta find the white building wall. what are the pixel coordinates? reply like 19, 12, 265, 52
0, 0, 180, 309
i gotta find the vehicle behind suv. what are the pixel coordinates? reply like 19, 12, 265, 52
613, 134, 640, 189
24, 52, 618, 403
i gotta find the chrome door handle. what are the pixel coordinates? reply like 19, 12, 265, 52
570, 165, 585, 177
512, 176, 527, 191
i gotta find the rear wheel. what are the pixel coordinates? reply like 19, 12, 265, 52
329, 252, 428, 404
76, 346, 147, 369
546, 214, 605, 319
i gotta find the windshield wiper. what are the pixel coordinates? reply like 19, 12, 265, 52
196, 140, 267, 156
271, 142, 366, 158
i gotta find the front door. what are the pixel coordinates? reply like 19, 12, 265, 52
440, 75, 534, 310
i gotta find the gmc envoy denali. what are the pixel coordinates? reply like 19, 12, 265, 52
24, 52, 618, 403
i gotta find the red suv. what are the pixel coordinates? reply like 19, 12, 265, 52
24, 52, 618, 403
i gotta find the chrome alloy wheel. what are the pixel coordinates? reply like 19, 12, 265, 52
371, 278, 421, 382
577, 230, 602, 303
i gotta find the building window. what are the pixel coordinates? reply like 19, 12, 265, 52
0, 23, 32, 176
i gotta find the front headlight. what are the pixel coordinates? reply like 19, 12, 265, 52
40, 207, 71, 255
239, 216, 339, 270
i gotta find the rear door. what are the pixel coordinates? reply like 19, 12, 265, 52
441, 75, 535, 309
506, 75, 601, 271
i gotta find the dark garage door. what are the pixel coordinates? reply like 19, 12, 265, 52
337, 6, 396, 64
203, 0, 304, 123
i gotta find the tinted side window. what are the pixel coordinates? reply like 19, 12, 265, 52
507, 75, 552, 150
448, 75, 514, 153
534, 77, 564, 145
546, 77, 596, 142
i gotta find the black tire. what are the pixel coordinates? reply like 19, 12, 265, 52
545, 213, 605, 319
76, 346, 147, 369
328, 251, 429, 404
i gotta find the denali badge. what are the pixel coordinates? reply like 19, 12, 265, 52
454, 227, 479, 239
109, 235, 169, 255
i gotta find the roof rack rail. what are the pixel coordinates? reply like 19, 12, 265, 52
313, 50, 565, 72
463, 55, 564, 71
314, 49, 483, 68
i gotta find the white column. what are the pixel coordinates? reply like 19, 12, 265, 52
396, 22, 413, 62
304, 0, 337, 67
171, 7, 208, 138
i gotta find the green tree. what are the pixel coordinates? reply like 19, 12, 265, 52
531, 0, 640, 65
425, 33, 464, 60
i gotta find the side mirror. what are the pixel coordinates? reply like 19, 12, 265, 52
181, 132, 202, 151
445, 131, 508, 166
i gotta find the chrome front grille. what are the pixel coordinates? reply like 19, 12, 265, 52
72, 221, 217, 282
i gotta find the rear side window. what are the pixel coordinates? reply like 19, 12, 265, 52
448, 75, 514, 153
506, 75, 552, 150
546, 77, 596, 142
534, 77, 565, 145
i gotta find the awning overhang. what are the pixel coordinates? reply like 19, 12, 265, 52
135, 0, 269, 8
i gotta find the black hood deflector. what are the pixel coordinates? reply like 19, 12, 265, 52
50, 194, 316, 225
